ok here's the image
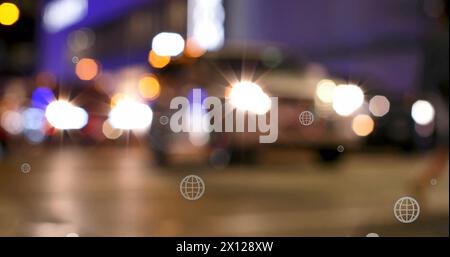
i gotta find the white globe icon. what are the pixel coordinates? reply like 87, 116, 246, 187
20, 163, 31, 173
159, 115, 169, 125
180, 175, 205, 200
299, 111, 314, 126
394, 196, 420, 224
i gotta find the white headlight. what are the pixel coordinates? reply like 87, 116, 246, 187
229, 81, 271, 115
45, 100, 88, 130
332, 84, 364, 116
108, 99, 153, 130
411, 100, 435, 125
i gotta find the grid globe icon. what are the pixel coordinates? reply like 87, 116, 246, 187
180, 175, 205, 200
299, 111, 314, 126
394, 196, 420, 223
20, 163, 31, 173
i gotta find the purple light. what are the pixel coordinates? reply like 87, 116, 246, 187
32, 87, 55, 110
187, 87, 208, 105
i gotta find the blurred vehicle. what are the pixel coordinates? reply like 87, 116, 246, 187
149, 47, 362, 165
46, 84, 113, 144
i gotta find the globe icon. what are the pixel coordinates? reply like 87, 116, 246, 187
299, 111, 314, 126
20, 163, 31, 173
180, 175, 205, 200
394, 196, 420, 223
159, 115, 169, 125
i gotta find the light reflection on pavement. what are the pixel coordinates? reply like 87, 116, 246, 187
0, 146, 448, 236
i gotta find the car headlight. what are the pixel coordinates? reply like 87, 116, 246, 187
332, 84, 364, 116
229, 81, 271, 115
45, 100, 88, 130
108, 99, 153, 130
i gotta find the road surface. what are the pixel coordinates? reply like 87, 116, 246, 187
0, 145, 448, 236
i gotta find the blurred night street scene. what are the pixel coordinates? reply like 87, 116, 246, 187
0, 0, 448, 237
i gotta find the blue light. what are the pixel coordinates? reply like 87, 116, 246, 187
187, 87, 208, 105
32, 87, 55, 110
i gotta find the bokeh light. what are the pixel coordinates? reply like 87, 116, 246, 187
75, 58, 99, 81
1, 110, 23, 135
45, 100, 89, 130
43, 0, 88, 33
189, 131, 210, 146
316, 79, 336, 103
411, 100, 435, 125
332, 84, 364, 116
187, 0, 225, 51
0, 2, 20, 26
22, 108, 46, 130
102, 120, 123, 140
67, 28, 95, 52
261, 47, 283, 68
229, 81, 271, 115
24, 129, 46, 144
148, 50, 170, 69
369, 95, 390, 117
108, 99, 153, 130
110, 93, 128, 107
185, 38, 206, 58
138, 75, 161, 100
151, 32, 185, 56
352, 114, 375, 137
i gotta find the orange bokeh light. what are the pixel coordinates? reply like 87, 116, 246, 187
352, 114, 375, 137
110, 93, 127, 107
148, 50, 170, 69
224, 86, 232, 98
138, 74, 160, 100
75, 58, 98, 81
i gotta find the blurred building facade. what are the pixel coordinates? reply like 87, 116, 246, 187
40, 0, 186, 80
37, 0, 448, 96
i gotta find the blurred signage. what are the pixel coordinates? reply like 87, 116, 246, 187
187, 0, 225, 51
43, 0, 88, 33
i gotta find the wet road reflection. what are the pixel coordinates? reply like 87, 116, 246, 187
0, 146, 448, 236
